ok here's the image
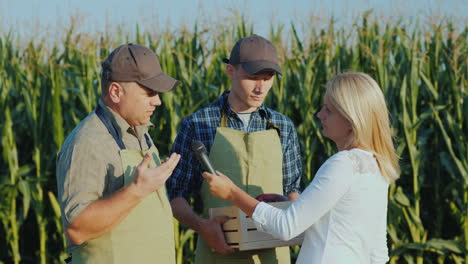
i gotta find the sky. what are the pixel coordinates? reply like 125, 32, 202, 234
0, 0, 466, 40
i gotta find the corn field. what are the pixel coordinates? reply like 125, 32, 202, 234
0, 13, 466, 264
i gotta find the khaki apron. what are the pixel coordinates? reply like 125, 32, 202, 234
70, 106, 175, 264
195, 110, 291, 264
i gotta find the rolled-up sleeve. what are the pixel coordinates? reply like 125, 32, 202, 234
56, 138, 107, 227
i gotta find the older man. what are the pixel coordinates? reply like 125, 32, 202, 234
56, 44, 180, 264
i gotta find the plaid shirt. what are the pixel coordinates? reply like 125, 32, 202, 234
166, 91, 302, 201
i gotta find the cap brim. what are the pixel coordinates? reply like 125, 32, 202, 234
137, 73, 180, 92
241, 60, 282, 75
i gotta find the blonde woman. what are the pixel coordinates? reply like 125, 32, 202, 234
202, 72, 400, 264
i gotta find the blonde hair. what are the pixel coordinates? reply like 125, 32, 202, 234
325, 72, 400, 183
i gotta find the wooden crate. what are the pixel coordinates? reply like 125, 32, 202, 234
209, 201, 304, 251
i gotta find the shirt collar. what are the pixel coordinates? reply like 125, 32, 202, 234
98, 99, 153, 140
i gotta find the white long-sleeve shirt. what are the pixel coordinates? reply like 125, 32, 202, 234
252, 148, 390, 264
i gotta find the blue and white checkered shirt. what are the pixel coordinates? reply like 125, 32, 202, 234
166, 91, 302, 201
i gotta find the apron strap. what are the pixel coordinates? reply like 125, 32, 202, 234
95, 104, 126, 150
220, 111, 228, 128
266, 119, 281, 137
144, 133, 153, 149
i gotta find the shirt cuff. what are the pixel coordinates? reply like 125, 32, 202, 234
252, 202, 272, 232
65, 201, 92, 227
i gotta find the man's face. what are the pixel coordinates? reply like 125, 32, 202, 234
118, 83, 161, 127
227, 65, 275, 113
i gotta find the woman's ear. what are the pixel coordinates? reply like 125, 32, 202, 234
348, 121, 353, 132
108, 82, 123, 103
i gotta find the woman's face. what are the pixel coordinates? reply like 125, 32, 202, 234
316, 95, 353, 150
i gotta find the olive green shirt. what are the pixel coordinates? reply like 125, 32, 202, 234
56, 100, 153, 250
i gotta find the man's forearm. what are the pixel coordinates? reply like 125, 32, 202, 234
66, 183, 143, 245
170, 196, 235, 254
170, 197, 205, 231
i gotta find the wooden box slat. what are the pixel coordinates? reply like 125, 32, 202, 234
209, 201, 304, 251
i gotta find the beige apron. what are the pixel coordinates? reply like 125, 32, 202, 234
195, 112, 291, 264
71, 106, 175, 264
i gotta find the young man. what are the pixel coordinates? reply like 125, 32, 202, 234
56, 44, 181, 264
167, 35, 303, 263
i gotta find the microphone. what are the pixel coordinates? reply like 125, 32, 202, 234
191, 141, 217, 175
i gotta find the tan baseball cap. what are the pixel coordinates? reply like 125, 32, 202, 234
102, 44, 179, 92
223, 34, 282, 75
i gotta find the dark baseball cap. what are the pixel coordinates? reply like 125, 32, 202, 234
102, 43, 179, 92
222, 34, 282, 75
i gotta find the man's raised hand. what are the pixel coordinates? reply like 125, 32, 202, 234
132, 152, 181, 198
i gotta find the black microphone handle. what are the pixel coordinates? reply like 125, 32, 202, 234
198, 152, 217, 175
